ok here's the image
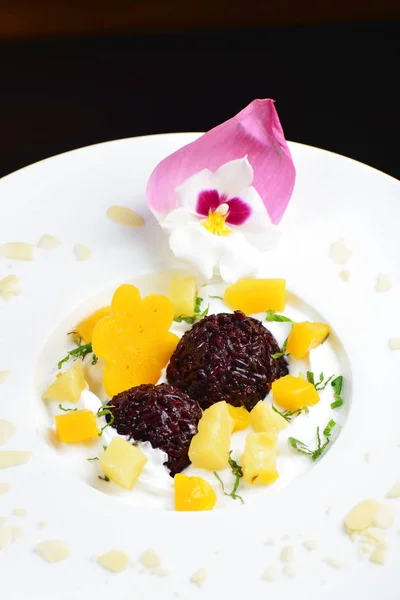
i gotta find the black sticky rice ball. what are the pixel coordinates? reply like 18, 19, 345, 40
106, 383, 202, 476
167, 311, 288, 411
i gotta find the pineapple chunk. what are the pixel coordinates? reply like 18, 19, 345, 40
272, 375, 319, 411
228, 405, 251, 432
250, 401, 287, 434
286, 321, 330, 359
242, 432, 278, 485
55, 409, 98, 443
75, 306, 111, 343
189, 401, 233, 470
174, 474, 217, 511
99, 437, 147, 490
42, 362, 86, 403
167, 275, 197, 318
224, 278, 286, 315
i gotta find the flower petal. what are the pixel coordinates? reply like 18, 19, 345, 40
234, 186, 272, 233
214, 157, 254, 197
225, 198, 251, 226
147, 99, 295, 224
168, 222, 216, 280
175, 168, 216, 214
196, 190, 222, 216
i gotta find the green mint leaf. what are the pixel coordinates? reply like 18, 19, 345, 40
265, 310, 293, 323
289, 419, 336, 461
209, 295, 223, 300
272, 405, 307, 423
288, 437, 313, 456
306, 371, 315, 385
307, 371, 335, 391
98, 474, 110, 482
331, 376, 343, 396
97, 406, 115, 435
194, 296, 203, 314
323, 419, 336, 438
173, 297, 209, 325
87, 456, 99, 461
58, 404, 78, 413
331, 399, 343, 409
91, 354, 98, 366
57, 336, 94, 370
214, 452, 244, 504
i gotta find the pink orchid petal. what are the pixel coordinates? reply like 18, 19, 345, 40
196, 189, 222, 216
225, 198, 251, 225
147, 99, 295, 224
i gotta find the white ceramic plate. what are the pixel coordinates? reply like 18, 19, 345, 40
0, 134, 399, 600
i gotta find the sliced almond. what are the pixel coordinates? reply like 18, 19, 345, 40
0, 242, 34, 261
0, 525, 13, 550
190, 568, 207, 586
303, 539, 317, 551
12, 509, 26, 517
385, 481, 400, 499
280, 545, 295, 563
35, 539, 70, 563
0, 276, 20, 300
0, 419, 16, 447
37, 235, 61, 250
74, 244, 91, 261
12, 526, 23, 541
107, 205, 144, 228
140, 548, 161, 569
361, 527, 387, 547
329, 239, 352, 265
344, 499, 379, 531
97, 550, 129, 572
261, 566, 276, 582
375, 274, 392, 292
0, 451, 32, 469
324, 556, 342, 569
389, 338, 400, 350
339, 270, 351, 281
373, 504, 395, 530
0, 483, 10, 495
369, 547, 387, 565
282, 565, 296, 578
0, 371, 11, 383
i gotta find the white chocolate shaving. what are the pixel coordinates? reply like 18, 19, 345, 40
74, 243, 91, 261
37, 235, 61, 250
35, 539, 70, 563
0, 451, 32, 469
0, 276, 20, 300
0, 242, 34, 261
107, 205, 144, 227
97, 550, 129, 572
0, 419, 16, 447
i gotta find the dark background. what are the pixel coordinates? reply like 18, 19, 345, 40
0, 1, 399, 180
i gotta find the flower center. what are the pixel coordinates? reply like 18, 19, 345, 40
202, 210, 231, 236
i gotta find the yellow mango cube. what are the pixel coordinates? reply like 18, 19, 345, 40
250, 401, 288, 434
167, 275, 197, 318
228, 405, 251, 432
55, 409, 99, 443
75, 306, 111, 343
42, 362, 86, 403
286, 321, 330, 359
99, 437, 147, 490
242, 432, 278, 485
272, 375, 319, 411
174, 474, 217, 511
224, 278, 286, 315
189, 401, 233, 470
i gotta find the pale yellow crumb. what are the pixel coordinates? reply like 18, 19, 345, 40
325, 507, 332, 516
261, 566, 276, 582
385, 481, 400, 499
0, 517, 7, 527
303, 539, 317, 551
361, 527, 387, 547
37, 521, 48, 529
152, 566, 170, 577
323, 556, 342, 569
140, 548, 161, 569
190, 568, 207, 586
0, 276, 20, 300
37, 235, 61, 250
0, 371, 11, 383
34, 539, 70, 563
0, 525, 13, 550
344, 499, 379, 532
375, 274, 392, 292
97, 550, 129, 573
12, 526, 23, 541
0, 451, 32, 469
329, 239, 352, 265
74, 243, 91, 261
280, 545, 295, 563
282, 564, 296, 578
364, 452, 371, 464
369, 547, 387, 565
12, 509, 26, 517
0, 483, 11, 495
264, 537, 277, 546
0, 419, 16, 447
339, 269, 351, 281
281, 534, 290, 541
0, 242, 34, 261
389, 338, 400, 350
107, 205, 144, 228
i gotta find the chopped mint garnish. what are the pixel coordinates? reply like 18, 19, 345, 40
96, 406, 115, 436
173, 296, 209, 324
214, 451, 244, 503
271, 336, 289, 359
272, 405, 309, 423
265, 310, 293, 323
57, 336, 95, 370
330, 376, 344, 409
289, 419, 336, 461
306, 371, 335, 391
58, 404, 78, 413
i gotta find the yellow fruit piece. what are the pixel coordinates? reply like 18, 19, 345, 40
92, 284, 179, 397
42, 362, 86, 403
228, 405, 251, 432
75, 306, 111, 343
174, 473, 217, 511
55, 410, 99, 443
99, 437, 147, 490
272, 375, 319, 411
189, 401, 233, 470
224, 278, 286, 315
286, 321, 330, 359
250, 401, 288, 434
242, 432, 279, 485
167, 275, 197, 318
